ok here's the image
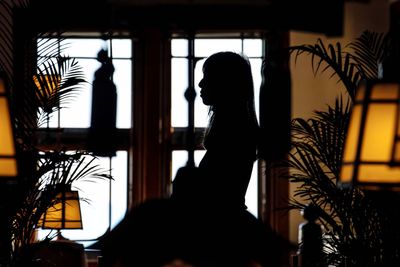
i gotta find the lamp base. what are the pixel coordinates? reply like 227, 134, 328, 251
32, 234, 87, 267
55, 230, 72, 242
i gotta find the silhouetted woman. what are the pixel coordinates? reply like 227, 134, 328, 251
168, 51, 271, 266
197, 51, 260, 210
99, 52, 282, 267
173, 51, 260, 212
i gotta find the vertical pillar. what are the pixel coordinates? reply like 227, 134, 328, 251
131, 28, 171, 206
259, 31, 291, 266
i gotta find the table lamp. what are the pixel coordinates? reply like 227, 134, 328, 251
40, 185, 83, 241
340, 78, 400, 190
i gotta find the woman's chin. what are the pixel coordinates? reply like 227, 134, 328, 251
201, 99, 211, 106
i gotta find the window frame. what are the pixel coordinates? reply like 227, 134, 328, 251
35, 33, 133, 244
32, 28, 289, 248
169, 34, 266, 216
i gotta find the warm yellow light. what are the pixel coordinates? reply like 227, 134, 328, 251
0, 98, 15, 155
0, 76, 17, 177
340, 80, 400, 190
41, 190, 83, 229
0, 159, 18, 176
361, 104, 396, 161
33, 74, 61, 95
342, 105, 362, 164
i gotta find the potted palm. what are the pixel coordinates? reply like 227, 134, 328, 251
287, 30, 393, 266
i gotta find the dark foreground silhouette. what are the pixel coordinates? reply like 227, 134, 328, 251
99, 195, 288, 267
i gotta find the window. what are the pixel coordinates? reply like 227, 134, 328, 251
36, 32, 267, 246
38, 37, 132, 129
170, 35, 265, 217
36, 35, 132, 247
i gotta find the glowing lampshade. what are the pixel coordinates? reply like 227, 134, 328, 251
41, 188, 83, 230
0, 74, 18, 178
340, 80, 400, 190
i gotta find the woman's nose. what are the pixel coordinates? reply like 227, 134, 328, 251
198, 78, 204, 88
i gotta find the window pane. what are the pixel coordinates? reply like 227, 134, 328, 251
172, 39, 263, 128
39, 38, 132, 129
110, 151, 128, 228
171, 150, 206, 181
194, 59, 210, 128
171, 36, 263, 217
37, 151, 128, 247
171, 58, 189, 127
60, 58, 96, 128
244, 39, 263, 57
250, 58, 263, 121
171, 39, 188, 57
246, 161, 258, 217
114, 59, 132, 128
110, 39, 132, 58
63, 39, 132, 59
195, 39, 242, 57
63, 39, 105, 58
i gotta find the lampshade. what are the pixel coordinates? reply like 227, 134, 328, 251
41, 188, 83, 229
340, 79, 400, 190
0, 73, 18, 178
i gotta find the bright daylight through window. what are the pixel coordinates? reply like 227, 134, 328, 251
36, 35, 264, 246
36, 37, 131, 247
171, 37, 264, 217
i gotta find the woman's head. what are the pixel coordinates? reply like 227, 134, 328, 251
199, 52, 260, 151
199, 51, 254, 108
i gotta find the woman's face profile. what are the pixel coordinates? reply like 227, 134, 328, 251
199, 52, 249, 107
199, 67, 217, 106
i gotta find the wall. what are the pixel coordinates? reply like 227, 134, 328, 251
288, 0, 391, 244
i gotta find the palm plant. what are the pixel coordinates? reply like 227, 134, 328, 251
0, 1, 112, 266
287, 30, 392, 266
12, 151, 111, 265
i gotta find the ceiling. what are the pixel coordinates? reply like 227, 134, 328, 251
29, 0, 345, 36
106, 0, 344, 35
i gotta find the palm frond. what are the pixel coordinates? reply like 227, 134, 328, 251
286, 92, 384, 265
349, 30, 389, 80
34, 55, 86, 122
290, 40, 362, 101
39, 151, 112, 186
36, 37, 69, 67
